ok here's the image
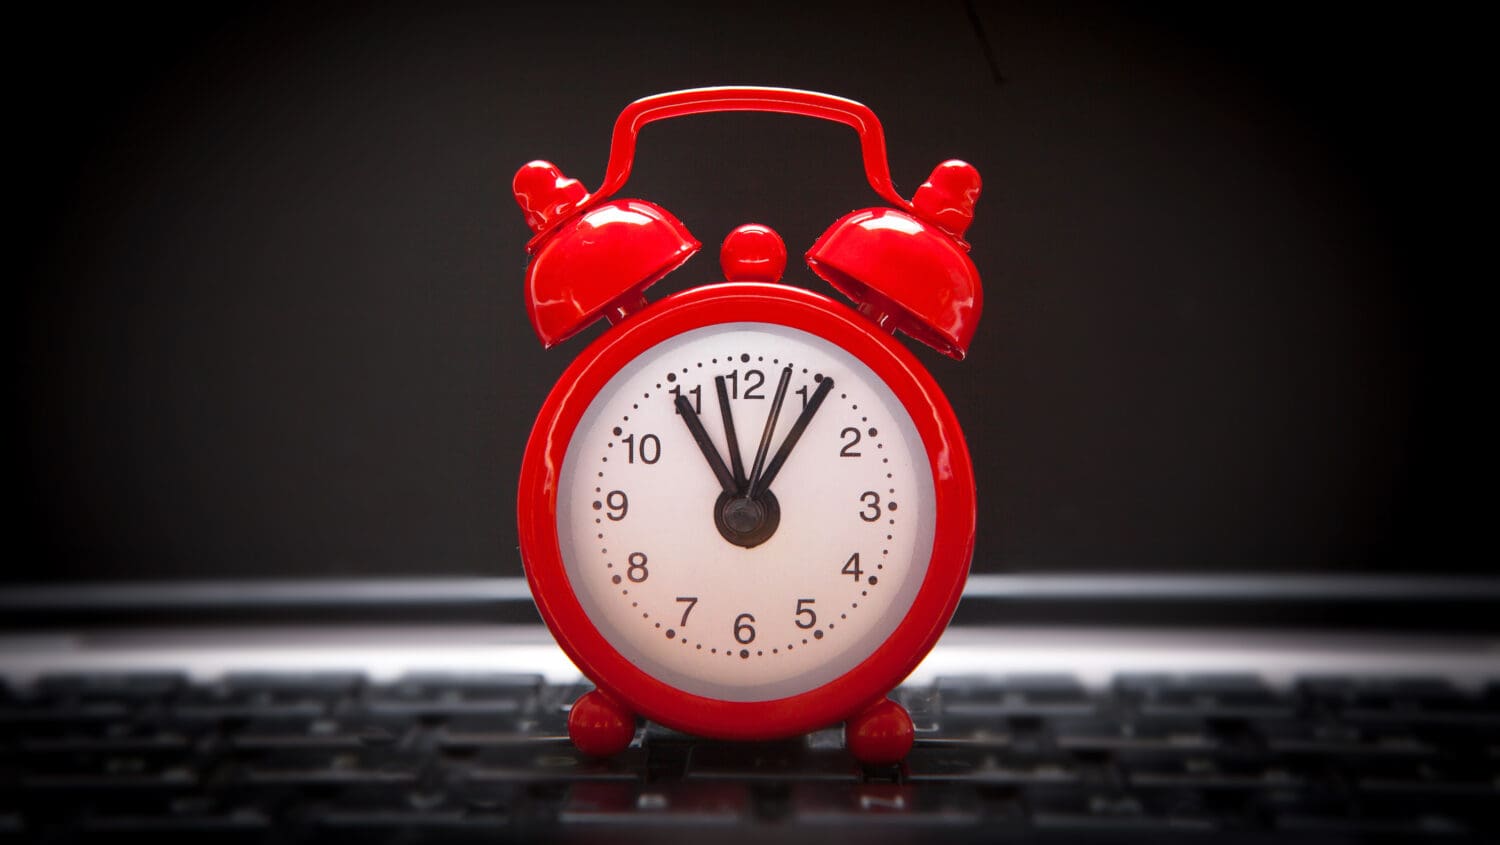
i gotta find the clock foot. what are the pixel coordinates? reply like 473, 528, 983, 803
567, 689, 637, 757
845, 697, 914, 764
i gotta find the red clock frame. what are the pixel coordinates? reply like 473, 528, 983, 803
517, 281, 975, 743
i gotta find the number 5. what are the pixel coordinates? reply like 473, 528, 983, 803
795, 598, 817, 629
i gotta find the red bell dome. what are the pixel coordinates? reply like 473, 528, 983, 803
515, 163, 700, 348
806, 160, 983, 360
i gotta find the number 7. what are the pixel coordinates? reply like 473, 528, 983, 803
676, 596, 698, 626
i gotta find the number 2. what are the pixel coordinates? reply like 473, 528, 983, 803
839, 427, 862, 457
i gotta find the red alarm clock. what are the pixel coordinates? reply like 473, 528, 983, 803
513, 87, 981, 764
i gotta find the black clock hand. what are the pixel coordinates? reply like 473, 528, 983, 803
750, 376, 835, 498
746, 366, 793, 499
715, 375, 747, 490
675, 395, 737, 495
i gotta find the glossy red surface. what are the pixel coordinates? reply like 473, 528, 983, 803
514, 87, 985, 357
807, 207, 982, 360
911, 160, 982, 242
513, 160, 589, 236
517, 283, 975, 744
589, 87, 915, 215
845, 698, 915, 765
719, 223, 786, 283
567, 689, 637, 757
523, 199, 700, 348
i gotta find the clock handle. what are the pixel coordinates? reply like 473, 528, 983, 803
590, 86, 913, 213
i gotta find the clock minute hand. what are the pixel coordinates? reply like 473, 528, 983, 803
715, 375, 747, 490
746, 366, 793, 499
750, 376, 835, 498
675, 395, 737, 495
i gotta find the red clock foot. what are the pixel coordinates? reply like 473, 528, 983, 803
567, 689, 637, 757
845, 698, 914, 764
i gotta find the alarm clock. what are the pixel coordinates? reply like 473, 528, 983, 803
513, 87, 981, 764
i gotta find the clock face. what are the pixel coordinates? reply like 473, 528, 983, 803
556, 322, 935, 702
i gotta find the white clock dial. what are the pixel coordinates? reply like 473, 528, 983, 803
556, 323, 934, 702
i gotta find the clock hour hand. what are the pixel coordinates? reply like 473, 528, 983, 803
675, 395, 737, 495
715, 375, 747, 490
750, 376, 835, 498
746, 366, 793, 498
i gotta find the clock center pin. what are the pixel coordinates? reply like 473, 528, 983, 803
714, 490, 781, 549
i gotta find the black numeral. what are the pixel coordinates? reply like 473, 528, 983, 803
605, 490, 628, 521
722, 369, 766, 400
742, 369, 765, 399
670, 384, 701, 414
795, 385, 809, 409
622, 433, 660, 464
676, 596, 698, 626
839, 427, 862, 457
859, 491, 881, 522
795, 598, 817, 629
627, 552, 649, 583
842, 552, 863, 580
734, 613, 756, 644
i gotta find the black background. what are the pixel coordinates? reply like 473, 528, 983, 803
11, 1, 1489, 582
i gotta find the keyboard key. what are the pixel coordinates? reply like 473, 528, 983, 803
1301, 676, 1500, 724
433, 714, 535, 748
1053, 715, 1217, 752
937, 675, 1096, 720
561, 781, 749, 824
1114, 673, 1294, 720
230, 716, 398, 749
21, 754, 199, 792
792, 781, 986, 826
36, 673, 186, 702
1259, 718, 1437, 757
1273, 802, 1474, 837
172, 680, 329, 722
1353, 756, 1499, 796
79, 808, 270, 837
224, 671, 362, 697
1121, 752, 1304, 790
237, 749, 422, 787
1027, 788, 1220, 832
906, 746, 1084, 785
365, 673, 542, 718
461, 742, 643, 783
0, 696, 131, 725
20, 720, 193, 754
685, 739, 859, 782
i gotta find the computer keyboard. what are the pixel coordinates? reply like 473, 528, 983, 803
2, 672, 1497, 841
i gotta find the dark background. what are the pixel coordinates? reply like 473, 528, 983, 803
10, 1, 1489, 583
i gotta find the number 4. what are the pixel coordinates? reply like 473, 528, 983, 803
842, 552, 863, 580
